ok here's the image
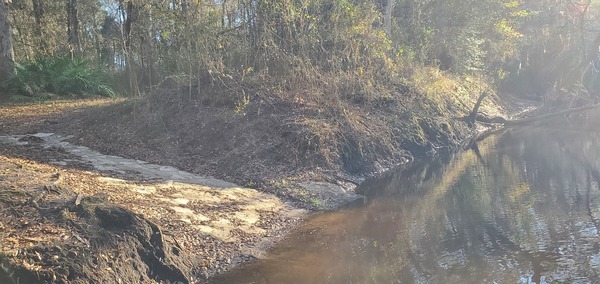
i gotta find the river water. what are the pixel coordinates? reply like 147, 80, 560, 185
213, 113, 600, 283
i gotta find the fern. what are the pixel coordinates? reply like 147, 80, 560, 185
4, 55, 118, 100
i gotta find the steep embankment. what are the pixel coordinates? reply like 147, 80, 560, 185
0, 69, 512, 210
0, 68, 516, 283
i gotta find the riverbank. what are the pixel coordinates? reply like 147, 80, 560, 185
1, 70, 519, 207
0, 133, 305, 283
0, 76, 529, 282
0, 101, 364, 283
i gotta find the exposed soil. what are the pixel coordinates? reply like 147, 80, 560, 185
0, 89, 523, 283
0, 141, 304, 283
0, 88, 510, 207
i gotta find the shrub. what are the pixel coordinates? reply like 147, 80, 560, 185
4, 56, 117, 101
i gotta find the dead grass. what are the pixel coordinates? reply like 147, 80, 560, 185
0, 98, 125, 135
0, 65, 509, 197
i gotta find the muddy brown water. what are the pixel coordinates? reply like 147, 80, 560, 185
213, 113, 600, 284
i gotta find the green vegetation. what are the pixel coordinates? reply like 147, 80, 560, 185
3, 0, 597, 102
4, 56, 116, 101
0, 1, 521, 97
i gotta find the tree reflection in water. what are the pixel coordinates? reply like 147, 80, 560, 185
213, 112, 600, 284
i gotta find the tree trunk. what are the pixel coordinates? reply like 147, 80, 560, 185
123, 1, 137, 49
221, 0, 226, 28
181, 0, 188, 18
0, 0, 14, 81
122, 1, 139, 96
32, 0, 46, 54
384, 0, 395, 36
67, 0, 80, 55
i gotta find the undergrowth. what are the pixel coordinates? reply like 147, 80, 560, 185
247, 59, 499, 173
3, 56, 117, 102
137, 56, 503, 176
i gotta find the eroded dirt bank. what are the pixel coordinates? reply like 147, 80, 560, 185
0, 136, 305, 283
0, 94, 528, 283
0, 89, 519, 210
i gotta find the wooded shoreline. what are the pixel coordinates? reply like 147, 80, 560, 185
2, 0, 600, 282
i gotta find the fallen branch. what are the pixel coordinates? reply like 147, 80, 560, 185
29, 191, 45, 210
466, 91, 489, 126
74, 193, 84, 206
334, 174, 360, 186
502, 104, 600, 126
0, 190, 30, 206
0, 190, 29, 196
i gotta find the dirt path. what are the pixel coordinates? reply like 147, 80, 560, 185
0, 133, 237, 188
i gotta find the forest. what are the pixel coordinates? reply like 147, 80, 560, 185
1, 0, 599, 174
0, 0, 598, 100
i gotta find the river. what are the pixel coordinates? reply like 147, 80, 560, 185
213, 112, 600, 283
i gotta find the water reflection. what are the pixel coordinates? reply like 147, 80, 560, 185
213, 114, 600, 283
